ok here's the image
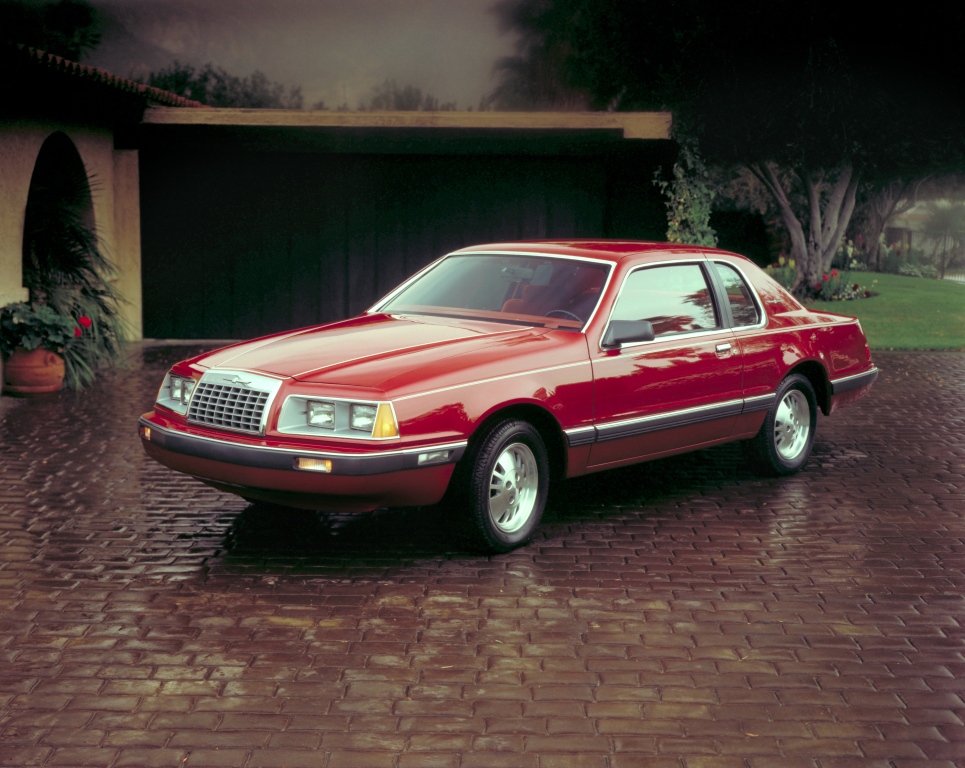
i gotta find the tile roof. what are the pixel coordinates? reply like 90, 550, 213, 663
7, 42, 208, 109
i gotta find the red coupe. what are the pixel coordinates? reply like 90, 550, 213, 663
139, 241, 877, 552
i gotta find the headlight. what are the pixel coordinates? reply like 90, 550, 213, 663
306, 400, 335, 428
277, 397, 399, 438
350, 403, 398, 437
350, 404, 378, 432
169, 375, 195, 405
156, 372, 197, 415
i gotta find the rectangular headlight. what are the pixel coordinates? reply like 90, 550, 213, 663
350, 404, 378, 432
307, 400, 335, 428
169, 375, 195, 405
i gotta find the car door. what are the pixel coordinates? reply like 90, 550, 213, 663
587, 259, 743, 469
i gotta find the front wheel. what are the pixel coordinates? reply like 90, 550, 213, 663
747, 373, 818, 476
462, 419, 549, 553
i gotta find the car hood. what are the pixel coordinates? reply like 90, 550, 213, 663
202, 313, 547, 389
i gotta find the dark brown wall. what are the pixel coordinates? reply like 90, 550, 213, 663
140, 144, 671, 339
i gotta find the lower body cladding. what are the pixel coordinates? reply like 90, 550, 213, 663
139, 414, 466, 512
827, 368, 878, 415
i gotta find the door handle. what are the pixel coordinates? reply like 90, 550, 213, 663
716, 343, 732, 355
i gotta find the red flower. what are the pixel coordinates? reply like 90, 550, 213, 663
73, 326, 82, 337
78, 316, 92, 328
815, 283, 822, 291
822, 273, 829, 281
831, 269, 838, 277
853, 283, 859, 290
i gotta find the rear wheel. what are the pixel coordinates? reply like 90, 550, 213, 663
462, 419, 549, 553
747, 373, 817, 476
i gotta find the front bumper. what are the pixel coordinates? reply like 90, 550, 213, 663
138, 412, 467, 511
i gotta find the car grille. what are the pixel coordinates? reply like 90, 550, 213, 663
187, 381, 270, 433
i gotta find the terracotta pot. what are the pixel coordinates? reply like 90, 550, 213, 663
3, 346, 65, 396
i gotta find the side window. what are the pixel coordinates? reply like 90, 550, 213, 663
610, 264, 719, 337
715, 262, 762, 327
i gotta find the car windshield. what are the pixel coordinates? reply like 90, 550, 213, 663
379, 254, 610, 330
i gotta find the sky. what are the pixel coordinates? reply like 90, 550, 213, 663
83, 0, 517, 109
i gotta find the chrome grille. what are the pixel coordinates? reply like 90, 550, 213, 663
187, 382, 270, 433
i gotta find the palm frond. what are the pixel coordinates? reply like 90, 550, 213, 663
20, 165, 125, 389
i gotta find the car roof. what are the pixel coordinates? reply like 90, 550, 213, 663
450, 240, 727, 264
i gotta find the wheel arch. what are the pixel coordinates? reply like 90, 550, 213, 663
465, 402, 568, 483
787, 360, 831, 415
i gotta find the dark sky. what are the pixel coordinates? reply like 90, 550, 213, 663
85, 0, 516, 109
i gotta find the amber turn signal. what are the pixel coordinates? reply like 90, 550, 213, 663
372, 403, 398, 438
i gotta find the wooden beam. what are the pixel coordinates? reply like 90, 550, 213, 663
142, 108, 673, 140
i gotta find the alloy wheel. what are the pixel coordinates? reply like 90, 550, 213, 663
488, 442, 539, 533
774, 389, 811, 461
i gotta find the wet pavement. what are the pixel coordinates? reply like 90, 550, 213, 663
1, 346, 963, 768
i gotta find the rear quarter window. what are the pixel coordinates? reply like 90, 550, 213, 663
715, 262, 762, 326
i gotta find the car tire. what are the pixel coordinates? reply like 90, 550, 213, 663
747, 373, 818, 476
461, 419, 549, 554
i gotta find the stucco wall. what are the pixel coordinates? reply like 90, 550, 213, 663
111, 150, 142, 339
0, 124, 38, 308
0, 120, 142, 338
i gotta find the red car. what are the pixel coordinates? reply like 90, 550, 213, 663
139, 241, 877, 552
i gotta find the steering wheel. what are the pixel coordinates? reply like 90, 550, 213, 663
545, 309, 582, 322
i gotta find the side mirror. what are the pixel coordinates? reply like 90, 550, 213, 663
602, 320, 655, 349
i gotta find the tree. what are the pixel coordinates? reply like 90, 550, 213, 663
920, 202, 965, 280
146, 62, 303, 109
852, 179, 928, 271
363, 80, 456, 111
491, 0, 965, 294
2, 0, 101, 60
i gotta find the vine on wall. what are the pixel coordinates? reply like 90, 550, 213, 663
653, 138, 718, 248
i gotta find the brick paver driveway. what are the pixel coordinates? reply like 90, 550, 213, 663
1, 347, 963, 768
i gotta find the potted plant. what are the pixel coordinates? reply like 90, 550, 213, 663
21, 164, 125, 390
0, 302, 88, 395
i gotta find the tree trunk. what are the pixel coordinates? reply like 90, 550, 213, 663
748, 162, 859, 294
862, 179, 926, 271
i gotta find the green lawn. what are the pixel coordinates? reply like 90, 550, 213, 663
803, 272, 965, 350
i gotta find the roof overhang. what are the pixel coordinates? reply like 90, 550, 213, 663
137, 108, 673, 155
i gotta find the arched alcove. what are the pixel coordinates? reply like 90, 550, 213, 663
17, 130, 125, 389
21, 132, 96, 302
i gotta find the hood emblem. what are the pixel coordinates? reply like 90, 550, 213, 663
221, 374, 254, 387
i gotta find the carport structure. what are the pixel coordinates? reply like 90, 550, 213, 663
2, 41, 674, 343
137, 108, 674, 340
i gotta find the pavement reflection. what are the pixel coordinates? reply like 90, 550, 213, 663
0, 347, 963, 767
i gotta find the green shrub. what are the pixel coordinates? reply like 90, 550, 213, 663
764, 256, 796, 290
0, 302, 79, 357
